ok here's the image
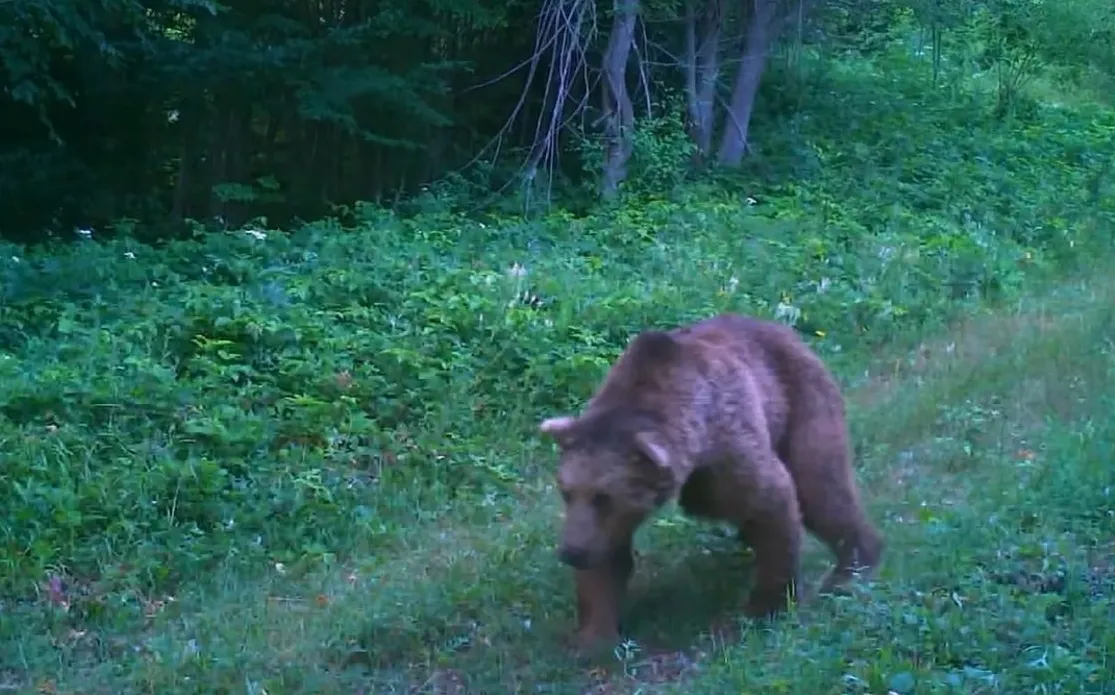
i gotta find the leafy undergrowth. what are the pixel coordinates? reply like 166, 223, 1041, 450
5, 250, 1115, 695
2, 52, 1115, 694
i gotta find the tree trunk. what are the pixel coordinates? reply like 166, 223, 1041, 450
600, 0, 639, 199
685, 0, 726, 160
206, 99, 229, 220
171, 100, 198, 221
717, 0, 783, 167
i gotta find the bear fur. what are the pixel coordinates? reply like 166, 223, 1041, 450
539, 313, 884, 649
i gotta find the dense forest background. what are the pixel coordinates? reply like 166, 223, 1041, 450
2, 0, 1111, 242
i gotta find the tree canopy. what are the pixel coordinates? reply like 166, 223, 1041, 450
0, 0, 1110, 240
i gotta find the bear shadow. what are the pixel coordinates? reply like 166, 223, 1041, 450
619, 526, 758, 650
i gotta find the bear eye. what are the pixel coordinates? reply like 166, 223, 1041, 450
591, 492, 612, 512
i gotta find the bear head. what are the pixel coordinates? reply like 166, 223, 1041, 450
539, 409, 678, 570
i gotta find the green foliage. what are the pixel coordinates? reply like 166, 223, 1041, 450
0, 0, 538, 236
4, 200, 1115, 692
1, 41, 1113, 601
1, 0, 1111, 237
2, 6, 1115, 691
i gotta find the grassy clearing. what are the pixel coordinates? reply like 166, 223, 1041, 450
2, 46, 1115, 694
6, 253, 1115, 695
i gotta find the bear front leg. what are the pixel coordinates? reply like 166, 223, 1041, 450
739, 498, 803, 619
573, 541, 634, 650
724, 448, 805, 619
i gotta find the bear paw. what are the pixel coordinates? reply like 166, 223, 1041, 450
571, 624, 621, 655
742, 586, 795, 620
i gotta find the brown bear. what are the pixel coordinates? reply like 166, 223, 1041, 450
539, 313, 884, 650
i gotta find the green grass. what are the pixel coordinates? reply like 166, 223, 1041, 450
2, 45, 1115, 694
5, 252, 1115, 695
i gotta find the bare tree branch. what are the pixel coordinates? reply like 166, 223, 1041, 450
633, 17, 654, 118
458, 0, 598, 209
526, 0, 598, 203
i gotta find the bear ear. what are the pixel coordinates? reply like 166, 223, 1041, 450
539, 415, 578, 446
633, 430, 672, 473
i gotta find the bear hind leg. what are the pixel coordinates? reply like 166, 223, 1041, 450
783, 431, 884, 594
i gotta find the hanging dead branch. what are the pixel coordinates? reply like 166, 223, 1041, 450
460, 0, 599, 207
465, 0, 649, 205
456, 0, 598, 208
